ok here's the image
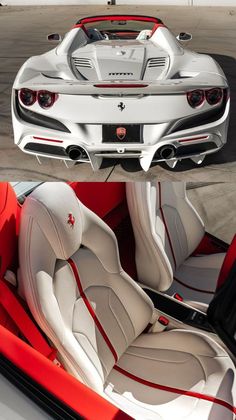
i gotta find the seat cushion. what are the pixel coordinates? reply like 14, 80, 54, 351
105, 330, 236, 420
167, 253, 226, 304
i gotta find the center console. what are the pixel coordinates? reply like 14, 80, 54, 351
143, 288, 213, 332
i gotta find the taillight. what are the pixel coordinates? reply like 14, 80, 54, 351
19, 88, 36, 106
206, 88, 223, 105
37, 90, 57, 109
18, 89, 57, 108
187, 90, 205, 108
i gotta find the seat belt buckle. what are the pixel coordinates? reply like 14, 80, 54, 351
158, 316, 169, 327
48, 348, 62, 368
53, 359, 62, 368
174, 293, 183, 302
148, 313, 170, 333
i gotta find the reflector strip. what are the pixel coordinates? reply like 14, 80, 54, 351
94, 84, 148, 88
33, 136, 63, 144
158, 182, 177, 269
113, 365, 236, 415
178, 135, 209, 143
68, 258, 118, 362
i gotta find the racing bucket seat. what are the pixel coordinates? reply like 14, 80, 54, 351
18, 182, 236, 419
126, 181, 227, 305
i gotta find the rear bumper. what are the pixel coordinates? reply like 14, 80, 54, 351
12, 90, 230, 171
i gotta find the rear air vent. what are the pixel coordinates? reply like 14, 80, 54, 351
72, 57, 93, 69
147, 57, 167, 68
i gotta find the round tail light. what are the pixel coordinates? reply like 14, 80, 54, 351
19, 88, 36, 106
37, 90, 57, 109
187, 90, 205, 108
206, 88, 223, 105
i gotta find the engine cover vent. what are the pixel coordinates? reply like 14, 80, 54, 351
72, 57, 93, 69
147, 57, 167, 68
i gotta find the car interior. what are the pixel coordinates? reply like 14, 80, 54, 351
1, 181, 236, 419
75, 16, 162, 41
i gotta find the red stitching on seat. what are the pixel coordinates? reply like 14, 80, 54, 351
68, 258, 118, 363
114, 365, 236, 415
158, 182, 177, 269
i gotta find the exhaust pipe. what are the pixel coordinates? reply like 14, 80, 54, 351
159, 145, 176, 160
67, 145, 85, 161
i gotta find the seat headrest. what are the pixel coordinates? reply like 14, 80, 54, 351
24, 182, 82, 260
0, 183, 18, 278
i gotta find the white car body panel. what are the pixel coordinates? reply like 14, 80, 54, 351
12, 16, 230, 171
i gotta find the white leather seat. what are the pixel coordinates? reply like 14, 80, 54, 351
126, 182, 226, 304
18, 182, 236, 419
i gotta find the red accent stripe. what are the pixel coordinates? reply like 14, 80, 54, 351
68, 258, 118, 363
33, 136, 63, 144
114, 365, 236, 415
174, 276, 214, 294
158, 182, 177, 269
178, 135, 209, 143
94, 84, 148, 89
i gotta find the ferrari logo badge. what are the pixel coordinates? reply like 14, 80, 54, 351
67, 213, 75, 228
116, 127, 127, 140
118, 102, 125, 112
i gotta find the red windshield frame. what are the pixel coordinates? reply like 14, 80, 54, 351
73, 15, 164, 33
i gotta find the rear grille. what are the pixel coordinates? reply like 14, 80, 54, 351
147, 57, 167, 68
72, 57, 93, 69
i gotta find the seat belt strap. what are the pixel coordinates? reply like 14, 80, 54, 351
0, 279, 61, 367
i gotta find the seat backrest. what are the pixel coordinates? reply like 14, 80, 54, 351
18, 182, 153, 393
126, 182, 205, 291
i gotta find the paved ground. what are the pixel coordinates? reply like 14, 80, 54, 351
0, 4, 236, 181
188, 182, 236, 243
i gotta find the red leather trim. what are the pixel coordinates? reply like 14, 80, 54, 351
193, 232, 228, 256
0, 183, 18, 278
70, 182, 126, 221
217, 234, 236, 290
158, 182, 177, 269
0, 326, 131, 420
114, 365, 236, 415
0, 279, 56, 359
68, 258, 118, 362
174, 276, 214, 294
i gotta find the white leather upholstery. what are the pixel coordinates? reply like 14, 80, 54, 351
126, 182, 226, 304
19, 182, 236, 419
106, 331, 236, 420
19, 182, 153, 392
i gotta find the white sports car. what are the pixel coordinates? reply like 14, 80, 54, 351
12, 14, 230, 172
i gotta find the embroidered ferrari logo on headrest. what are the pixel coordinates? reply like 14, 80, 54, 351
67, 213, 75, 228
